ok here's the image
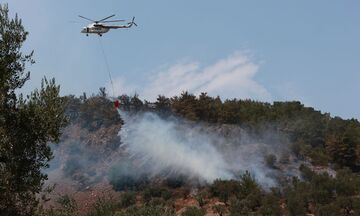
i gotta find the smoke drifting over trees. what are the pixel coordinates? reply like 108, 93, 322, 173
117, 109, 296, 186
42, 91, 360, 215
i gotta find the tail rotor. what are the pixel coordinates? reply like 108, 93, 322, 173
128, 17, 138, 27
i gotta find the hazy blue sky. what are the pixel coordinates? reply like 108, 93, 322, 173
7, 0, 360, 119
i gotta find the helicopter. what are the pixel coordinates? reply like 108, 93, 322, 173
79, 14, 137, 36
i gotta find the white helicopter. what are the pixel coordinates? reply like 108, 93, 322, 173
79, 14, 137, 36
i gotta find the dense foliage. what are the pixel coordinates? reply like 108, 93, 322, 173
45, 166, 360, 215
115, 91, 360, 171
52, 90, 360, 215
0, 4, 67, 215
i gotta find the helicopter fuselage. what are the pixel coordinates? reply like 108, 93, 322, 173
81, 24, 110, 36
79, 15, 136, 36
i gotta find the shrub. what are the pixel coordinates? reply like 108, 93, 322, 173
299, 164, 315, 181
117, 205, 175, 216
286, 192, 307, 216
316, 203, 340, 216
229, 198, 249, 216
88, 197, 117, 216
237, 171, 260, 200
242, 190, 262, 211
334, 168, 360, 196
212, 205, 227, 216
57, 195, 77, 215
195, 192, 207, 207
210, 180, 239, 205
120, 192, 136, 208
142, 187, 172, 204
181, 206, 205, 216
258, 194, 281, 216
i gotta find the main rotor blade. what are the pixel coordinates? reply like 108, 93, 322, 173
98, 14, 116, 22
78, 15, 95, 22
102, 19, 126, 23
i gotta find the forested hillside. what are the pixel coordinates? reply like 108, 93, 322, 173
40, 90, 360, 216
79, 91, 360, 171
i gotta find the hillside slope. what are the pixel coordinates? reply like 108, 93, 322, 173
41, 92, 360, 216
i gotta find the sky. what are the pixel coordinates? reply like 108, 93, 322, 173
6, 0, 360, 119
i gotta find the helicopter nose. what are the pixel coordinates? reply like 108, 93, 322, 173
81, 28, 86, 33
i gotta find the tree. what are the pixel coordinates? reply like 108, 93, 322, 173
130, 93, 144, 112
237, 171, 260, 200
325, 118, 360, 168
0, 4, 67, 215
210, 180, 239, 205
171, 91, 198, 121
155, 95, 171, 111
79, 96, 120, 131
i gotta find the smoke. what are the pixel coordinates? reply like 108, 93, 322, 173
119, 111, 232, 183
45, 108, 296, 192
117, 110, 289, 186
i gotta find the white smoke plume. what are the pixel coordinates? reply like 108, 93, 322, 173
119, 111, 232, 183
118, 110, 287, 186
46, 108, 294, 191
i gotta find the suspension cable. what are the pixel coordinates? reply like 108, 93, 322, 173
98, 37, 115, 98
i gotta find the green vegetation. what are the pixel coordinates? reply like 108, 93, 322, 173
120, 192, 136, 208
117, 92, 360, 172
194, 191, 207, 207
181, 206, 205, 216
38, 195, 77, 216
283, 166, 360, 215
207, 167, 360, 215
66, 90, 122, 132
39, 169, 360, 215
55, 195, 78, 216
58, 91, 360, 215
212, 204, 227, 216
142, 186, 172, 204
0, 4, 67, 215
88, 197, 118, 216
118, 205, 175, 216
